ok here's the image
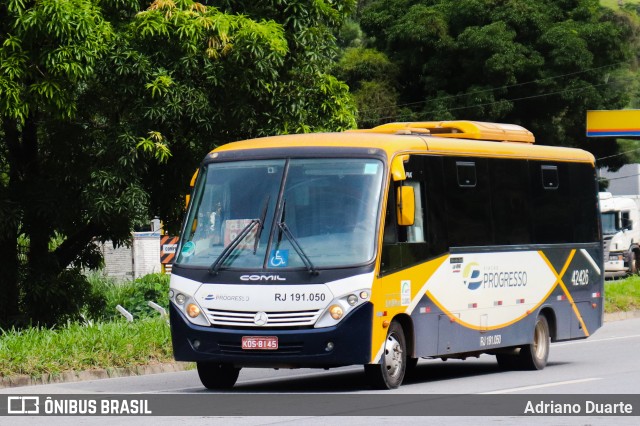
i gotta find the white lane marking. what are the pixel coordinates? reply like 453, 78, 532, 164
480, 378, 602, 394
553, 334, 640, 347
580, 249, 601, 275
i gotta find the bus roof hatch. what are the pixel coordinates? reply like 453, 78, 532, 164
355, 121, 535, 144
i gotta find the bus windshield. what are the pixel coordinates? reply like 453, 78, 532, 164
176, 158, 384, 270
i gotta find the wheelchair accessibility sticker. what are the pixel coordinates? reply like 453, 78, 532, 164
269, 249, 289, 267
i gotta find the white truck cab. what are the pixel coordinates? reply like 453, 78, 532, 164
599, 192, 640, 278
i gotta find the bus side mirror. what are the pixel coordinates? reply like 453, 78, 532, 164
397, 185, 415, 226
185, 194, 190, 210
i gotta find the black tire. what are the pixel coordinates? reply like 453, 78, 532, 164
630, 251, 639, 275
519, 315, 550, 370
197, 362, 241, 389
406, 357, 419, 372
496, 315, 550, 371
365, 321, 407, 389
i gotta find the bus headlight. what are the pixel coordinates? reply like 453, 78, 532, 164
315, 288, 371, 328
170, 289, 209, 326
186, 303, 201, 318
329, 305, 344, 320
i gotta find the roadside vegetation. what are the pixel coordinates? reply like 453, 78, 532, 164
601, 0, 640, 10
0, 317, 172, 379
605, 276, 640, 312
0, 273, 174, 379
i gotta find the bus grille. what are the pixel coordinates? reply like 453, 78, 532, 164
205, 308, 323, 327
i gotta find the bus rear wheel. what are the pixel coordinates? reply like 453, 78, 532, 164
365, 321, 407, 389
520, 314, 550, 370
497, 314, 550, 371
197, 362, 241, 389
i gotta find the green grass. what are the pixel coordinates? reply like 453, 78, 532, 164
605, 275, 640, 313
0, 317, 174, 379
85, 273, 170, 322
601, 0, 640, 10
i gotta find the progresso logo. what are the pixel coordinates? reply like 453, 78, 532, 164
463, 262, 483, 290
461, 262, 528, 291
204, 294, 249, 302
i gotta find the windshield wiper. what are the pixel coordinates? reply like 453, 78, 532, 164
277, 221, 318, 275
210, 197, 271, 274
253, 196, 270, 255
209, 219, 260, 275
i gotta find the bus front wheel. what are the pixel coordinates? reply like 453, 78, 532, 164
365, 321, 407, 389
197, 362, 241, 389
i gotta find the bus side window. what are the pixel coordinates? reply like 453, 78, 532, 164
383, 182, 398, 244
386, 180, 424, 244
445, 157, 493, 247
380, 182, 402, 275
380, 157, 430, 276
531, 162, 571, 243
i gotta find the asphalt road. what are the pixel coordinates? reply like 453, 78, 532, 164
2, 317, 639, 425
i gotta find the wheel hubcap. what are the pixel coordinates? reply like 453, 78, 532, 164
533, 321, 546, 359
384, 333, 403, 378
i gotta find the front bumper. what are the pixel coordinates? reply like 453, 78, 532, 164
605, 253, 628, 278
170, 302, 373, 368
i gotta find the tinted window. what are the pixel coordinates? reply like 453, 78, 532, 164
530, 162, 571, 243
445, 158, 493, 247
380, 155, 447, 275
490, 159, 531, 245
568, 163, 599, 243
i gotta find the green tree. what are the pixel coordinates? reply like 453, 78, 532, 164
334, 47, 399, 127
357, 0, 636, 160
0, 0, 356, 326
211, 0, 358, 134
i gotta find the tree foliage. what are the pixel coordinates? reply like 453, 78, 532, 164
334, 47, 399, 127
355, 0, 636, 162
0, 0, 356, 326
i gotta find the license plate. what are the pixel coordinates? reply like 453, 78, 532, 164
241, 336, 278, 350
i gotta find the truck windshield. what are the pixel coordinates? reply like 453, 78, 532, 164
176, 158, 384, 270
601, 212, 619, 235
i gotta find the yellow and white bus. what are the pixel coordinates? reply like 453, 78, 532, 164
169, 121, 603, 389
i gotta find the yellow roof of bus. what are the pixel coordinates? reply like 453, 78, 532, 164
212, 123, 595, 164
